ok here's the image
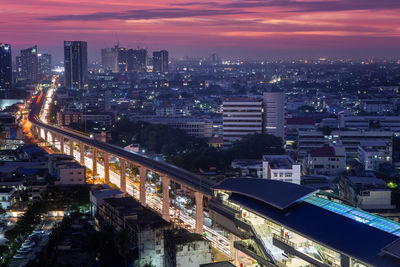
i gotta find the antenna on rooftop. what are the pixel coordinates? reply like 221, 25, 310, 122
114, 32, 120, 47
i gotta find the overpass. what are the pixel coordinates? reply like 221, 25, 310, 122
28, 87, 214, 235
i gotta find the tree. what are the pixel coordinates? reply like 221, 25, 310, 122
227, 133, 284, 160
142, 262, 156, 267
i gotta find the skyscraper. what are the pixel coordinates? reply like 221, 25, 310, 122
153, 50, 168, 73
38, 53, 52, 78
18, 45, 38, 82
117, 47, 128, 73
101, 46, 118, 73
262, 91, 286, 140
0, 43, 12, 91
133, 49, 148, 72
64, 41, 88, 90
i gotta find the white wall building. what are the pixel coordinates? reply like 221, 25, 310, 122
340, 176, 395, 210
304, 144, 346, 176
298, 129, 393, 160
175, 239, 212, 267
262, 155, 301, 184
223, 97, 263, 147
338, 111, 400, 133
55, 162, 86, 185
358, 141, 392, 171
89, 187, 124, 216
0, 188, 16, 209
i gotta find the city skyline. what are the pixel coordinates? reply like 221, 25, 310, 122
1, 0, 400, 61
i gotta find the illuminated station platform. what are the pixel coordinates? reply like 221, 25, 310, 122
209, 178, 400, 267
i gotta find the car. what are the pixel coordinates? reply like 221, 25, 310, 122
17, 248, 31, 254
21, 242, 35, 249
13, 254, 26, 259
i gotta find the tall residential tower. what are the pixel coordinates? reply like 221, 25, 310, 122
0, 43, 12, 91
64, 41, 88, 90
153, 50, 168, 73
17, 45, 38, 82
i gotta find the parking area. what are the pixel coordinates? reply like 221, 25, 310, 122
9, 217, 62, 267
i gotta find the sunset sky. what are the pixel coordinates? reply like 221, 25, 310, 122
2, 0, 400, 62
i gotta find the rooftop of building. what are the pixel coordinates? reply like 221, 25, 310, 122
262, 155, 295, 169
223, 96, 262, 102
212, 178, 400, 267
346, 176, 389, 191
103, 197, 169, 228
200, 261, 236, 267
0, 187, 15, 194
286, 117, 315, 125
91, 188, 124, 198
56, 162, 84, 169
166, 229, 206, 245
359, 141, 388, 147
308, 144, 344, 157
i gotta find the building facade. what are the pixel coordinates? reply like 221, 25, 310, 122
304, 144, 346, 176
222, 97, 263, 147
358, 141, 392, 171
153, 50, 169, 73
64, 41, 88, 90
262, 155, 301, 184
18, 45, 38, 82
263, 91, 286, 140
38, 53, 52, 78
101, 46, 119, 73
0, 43, 12, 91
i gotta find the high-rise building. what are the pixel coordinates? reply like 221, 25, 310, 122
101, 46, 118, 73
153, 50, 168, 73
133, 49, 147, 72
262, 91, 286, 140
64, 41, 88, 90
18, 45, 39, 82
222, 97, 263, 147
38, 53, 51, 78
117, 47, 129, 73
0, 43, 12, 91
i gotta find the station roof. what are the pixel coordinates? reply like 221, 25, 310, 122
212, 178, 315, 210
213, 178, 400, 266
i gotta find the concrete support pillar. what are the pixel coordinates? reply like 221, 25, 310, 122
69, 139, 74, 156
230, 233, 238, 264
44, 130, 48, 142
60, 136, 64, 154
139, 167, 147, 205
92, 148, 97, 176
195, 192, 204, 234
162, 176, 170, 221
103, 152, 110, 184
51, 133, 55, 144
79, 143, 85, 165
120, 159, 126, 193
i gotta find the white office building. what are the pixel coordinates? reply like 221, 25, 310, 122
338, 111, 400, 133
304, 144, 346, 176
298, 129, 393, 160
263, 91, 286, 140
358, 141, 392, 171
223, 97, 263, 147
